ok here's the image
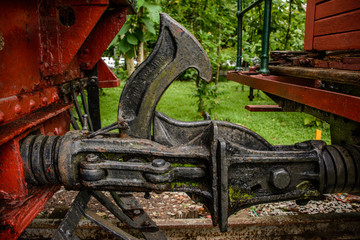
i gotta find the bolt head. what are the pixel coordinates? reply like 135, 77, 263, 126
15, 104, 22, 114
271, 168, 291, 190
152, 159, 165, 167
86, 154, 99, 162
134, 209, 141, 215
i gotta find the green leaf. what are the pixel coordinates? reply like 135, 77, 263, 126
136, 0, 145, 8
119, 22, 131, 35
304, 117, 314, 126
143, 2, 161, 23
126, 33, 139, 45
118, 37, 131, 53
140, 17, 156, 34
134, 28, 145, 42
126, 48, 135, 59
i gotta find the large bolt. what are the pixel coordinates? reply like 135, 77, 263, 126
152, 159, 165, 167
270, 168, 291, 190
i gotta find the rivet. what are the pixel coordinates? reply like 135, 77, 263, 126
54, 127, 61, 135
15, 104, 22, 114
44, 62, 50, 69
29, 99, 36, 109
42, 97, 48, 105
52, 92, 59, 102
134, 209, 141, 215
0, 111, 4, 123
0, 33, 4, 51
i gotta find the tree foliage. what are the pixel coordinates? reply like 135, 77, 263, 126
105, 0, 307, 114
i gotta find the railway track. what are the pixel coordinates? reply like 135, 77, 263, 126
21, 213, 360, 239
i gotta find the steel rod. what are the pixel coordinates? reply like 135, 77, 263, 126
259, 0, 272, 74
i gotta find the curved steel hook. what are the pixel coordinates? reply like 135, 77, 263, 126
118, 13, 212, 139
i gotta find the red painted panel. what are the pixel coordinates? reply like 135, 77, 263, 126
0, 87, 60, 126
304, 0, 316, 50
0, 186, 59, 240
79, 7, 127, 70
0, 140, 27, 200
40, 0, 109, 76
0, 1, 41, 98
313, 30, 360, 50
314, 9, 360, 36
227, 71, 360, 123
315, 0, 360, 20
98, 59, 120, 88
0, 103, 71, 146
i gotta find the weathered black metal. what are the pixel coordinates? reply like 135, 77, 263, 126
86, 64, 101, 131
20, 117, 360, 234
118, 13, 212, 139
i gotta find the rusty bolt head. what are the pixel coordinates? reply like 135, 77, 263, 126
134, 209, 141, 215
270, 168, 291, 190
52, 93, 59, 102
15, 104, 22, 114
152, 159, 165, 167
86, 154, 99, 162
44, 62, 50, 69
42, 97, 48, 105
29, 99, 36, 109
0, 111, 4, 123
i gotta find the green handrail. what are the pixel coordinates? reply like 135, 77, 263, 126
236, 0, 272, 75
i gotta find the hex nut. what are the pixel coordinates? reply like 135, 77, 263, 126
152, 159, 165, 167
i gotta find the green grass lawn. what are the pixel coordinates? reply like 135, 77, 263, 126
98, 80, 330, 145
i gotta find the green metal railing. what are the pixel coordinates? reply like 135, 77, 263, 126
236, 0, 272, 75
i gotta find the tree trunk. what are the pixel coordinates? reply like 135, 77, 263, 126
215, 23, 222, 87
136, 7, 145, 64
125, 55, 135, 77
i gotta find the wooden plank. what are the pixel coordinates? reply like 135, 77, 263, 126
316, 0, 360, 20
313, 30, 360, 51
304, 0, 316, 50
268, 65, 360, 86
314, 9, 360, 36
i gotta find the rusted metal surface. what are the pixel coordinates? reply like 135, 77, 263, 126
0, 0, 129, 239
22, 213, 360, 239
227, 71, 360, 123
98, 58, 121, 88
